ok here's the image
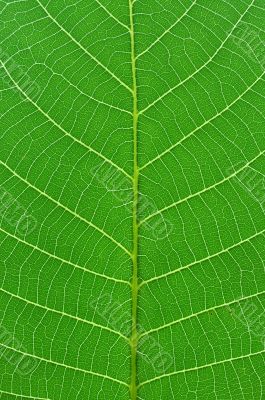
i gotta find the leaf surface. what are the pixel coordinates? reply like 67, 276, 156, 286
0, 0, 265, 399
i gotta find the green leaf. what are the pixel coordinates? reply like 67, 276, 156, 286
0, 0, 265, 399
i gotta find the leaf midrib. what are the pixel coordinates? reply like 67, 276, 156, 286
129, 0, 139, 399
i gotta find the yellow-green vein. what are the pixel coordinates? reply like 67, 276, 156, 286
129, 0, 139, 399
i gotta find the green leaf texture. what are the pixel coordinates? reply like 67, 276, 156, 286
0, 0, 265, 399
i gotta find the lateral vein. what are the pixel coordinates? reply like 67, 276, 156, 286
138, 0, 254, 115
0, 61, 132, 181
140, 227, 265, 286
139, 70, 265, 172
36, 0, 133, 94
140, 289, 265, 337
1, 288, 130, 341
0, 343, 129, 387
0, 226, 130, 285
138, 349, 265, 388
139, 146, 265, 225
0, 160, 132, 257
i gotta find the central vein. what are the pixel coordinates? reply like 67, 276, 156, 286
129, 0, 139, 399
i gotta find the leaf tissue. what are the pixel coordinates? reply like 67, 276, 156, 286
0, 1, 265, 399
